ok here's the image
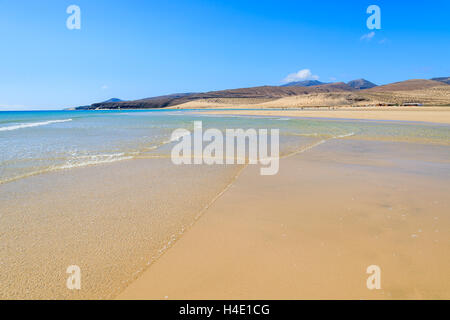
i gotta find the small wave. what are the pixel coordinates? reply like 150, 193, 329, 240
0, 119, 73, 132
59, 153, 133, 169
0, 153, 133, 185
335, 132, 355, 138
168, 130, 191, 143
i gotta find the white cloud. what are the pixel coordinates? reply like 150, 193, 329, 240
282, 69, 319, 83
101, 85, 108, 90
360, 31, 375, 41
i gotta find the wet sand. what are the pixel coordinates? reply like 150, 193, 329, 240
118, 139, 450, 299
0, 158, 243, 299
194, 107, 450, 125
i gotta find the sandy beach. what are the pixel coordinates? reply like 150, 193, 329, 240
191, 107, 450, 125
118, 136, 450, 300
1, 110, 449, 300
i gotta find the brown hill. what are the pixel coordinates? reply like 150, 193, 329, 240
355, 79, 450, 106
365, 79, 446, 92
85, 93, 196, 110
83, 83, 354, 109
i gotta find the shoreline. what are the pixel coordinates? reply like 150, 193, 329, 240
0, 158, 244, 299
188, 107, 450, 125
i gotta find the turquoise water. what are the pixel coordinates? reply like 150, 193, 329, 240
1, 110, 449, 184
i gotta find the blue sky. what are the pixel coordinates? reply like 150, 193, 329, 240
0, 0, 449, 110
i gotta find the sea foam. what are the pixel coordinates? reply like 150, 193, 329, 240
0, 119, 73, 132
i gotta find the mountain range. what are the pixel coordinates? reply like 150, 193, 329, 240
281, 78, 377, 90
75, 77, 450, 110
346, 79, 377, 90
431, 77, 450, 85
281, 80, 325, 87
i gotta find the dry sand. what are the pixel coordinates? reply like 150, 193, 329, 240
193, 107, 450, 125
118, 139, 450, 300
